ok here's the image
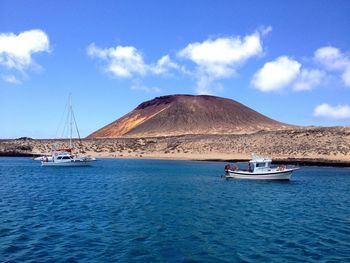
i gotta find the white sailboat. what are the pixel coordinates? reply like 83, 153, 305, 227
41, 95, 95, 167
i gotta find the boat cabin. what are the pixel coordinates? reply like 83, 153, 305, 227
248, 154, 272, 172
56, 155, 73, 161
51, 150, 74, 162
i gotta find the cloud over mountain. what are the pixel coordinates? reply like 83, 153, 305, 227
293, 69, 325, 91
314, 46, 350, 87
87, 27, 274, 95
178, 29, 268, 94
251, 56, 301, 92
313, 103, 350, 120
87, 44, 180, 78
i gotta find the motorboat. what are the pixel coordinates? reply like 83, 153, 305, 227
225, 154, 298, 180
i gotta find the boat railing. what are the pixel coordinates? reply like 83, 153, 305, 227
270, 164, 299, 170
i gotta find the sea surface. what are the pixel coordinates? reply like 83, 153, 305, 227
0, 158, 349, 262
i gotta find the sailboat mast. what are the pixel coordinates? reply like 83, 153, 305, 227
69, 94, 73, 149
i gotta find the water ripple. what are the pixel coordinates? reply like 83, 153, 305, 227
0, 158, 349, 262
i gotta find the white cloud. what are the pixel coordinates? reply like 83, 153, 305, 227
251, 56, 301, 92
342, 69, 350, 86
87, 44, 180, 78
87, 44, 147, 77
260, 25, 272, 36
195, 75, 224, 95
130, 83, 162, 93
0, 29, 50, 71
313, 103, 350, 120
178, 28, 269, 94
293, 69, 325, 91
2, 74, 21, 84
152, 55, 179, 75
88, 28, 269, 94
252, 45, 350, 92
314, 46, 350, 87
314, 46, 346, 70
179, 32, 263, 78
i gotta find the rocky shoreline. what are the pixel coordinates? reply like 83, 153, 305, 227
1, 126, 350, 167
1, 153, 349, 167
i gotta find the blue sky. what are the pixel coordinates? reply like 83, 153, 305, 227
0, 0, 349, 138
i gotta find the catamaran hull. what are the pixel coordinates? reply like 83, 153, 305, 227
226, 169, 296, 180
41, 161, 92, 167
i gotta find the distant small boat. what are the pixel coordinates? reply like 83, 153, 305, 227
41, 95, 95, 167
225, 154, 298, 180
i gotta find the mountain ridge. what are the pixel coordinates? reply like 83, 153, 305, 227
87, 94, 293, 138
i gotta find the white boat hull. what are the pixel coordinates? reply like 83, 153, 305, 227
226, 168, 297, 180
41, 160, 92, 167
34, 156, 53, 161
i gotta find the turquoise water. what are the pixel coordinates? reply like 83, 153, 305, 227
0, 157, 350, 262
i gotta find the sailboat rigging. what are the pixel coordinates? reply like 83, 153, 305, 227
41, 95, 95, 167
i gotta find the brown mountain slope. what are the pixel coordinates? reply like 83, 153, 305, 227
87, 94, 292, 138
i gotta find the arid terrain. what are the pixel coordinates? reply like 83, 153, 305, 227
88, 94, 292, 138
2, 95, 350, 165
2, 126, 350, 165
